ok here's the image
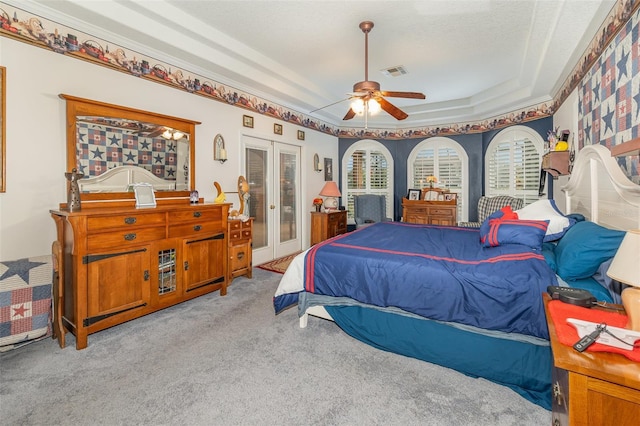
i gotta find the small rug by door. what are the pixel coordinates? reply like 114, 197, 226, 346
257, 251, 302, 274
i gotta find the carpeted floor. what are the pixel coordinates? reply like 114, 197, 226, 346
257, 251, 303, 274
0, 267, 551, 425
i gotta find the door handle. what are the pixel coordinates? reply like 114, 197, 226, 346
270, 204, 275, 209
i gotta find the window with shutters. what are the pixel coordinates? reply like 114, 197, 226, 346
485, 126, 544, 206
408, 137, 469, 221
342, 140, 393, 220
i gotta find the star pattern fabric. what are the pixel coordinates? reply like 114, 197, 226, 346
0, 259, 46, 282
1, 255, 52, 349
579, 10, 639, 180
76, 123, 178, 182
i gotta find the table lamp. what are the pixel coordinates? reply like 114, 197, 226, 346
607, 229, 640, 331
319, 181, 341, 211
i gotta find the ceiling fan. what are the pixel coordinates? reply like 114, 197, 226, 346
342, 21, 426, 121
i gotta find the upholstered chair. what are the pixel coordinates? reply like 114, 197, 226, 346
354, 194, 392, 229
458, 195, 524, 228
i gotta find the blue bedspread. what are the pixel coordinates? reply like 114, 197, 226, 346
300, 222, 557, 339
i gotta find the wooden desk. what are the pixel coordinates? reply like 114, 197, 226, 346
543, 294, 640, 425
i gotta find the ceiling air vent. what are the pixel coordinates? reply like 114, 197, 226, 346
381, 65, 407, 77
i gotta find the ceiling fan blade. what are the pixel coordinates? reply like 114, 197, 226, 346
343, 108, 356, 120
309, 97, 350, 113
377, 97, 408, 120
379, 91, 426, 100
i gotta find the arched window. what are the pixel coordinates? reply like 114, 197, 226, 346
342, 140, 394, 220
408, 137, 469, 221
485, 126, 544, 205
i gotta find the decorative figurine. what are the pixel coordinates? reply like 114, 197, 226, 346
238, 175, 250, 216
64, 168, 83, 212
213, 181, 226, 203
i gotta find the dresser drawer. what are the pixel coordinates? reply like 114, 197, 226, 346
168, 221, 223, 238
87, 212, 165, 231
229, 229, 251, 241
429, 208, 453, 216
87, 226, 166, 251
169, 209, 222, 224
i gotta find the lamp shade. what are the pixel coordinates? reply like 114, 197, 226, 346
319, 181, 341, 198
607, 229, 640, 287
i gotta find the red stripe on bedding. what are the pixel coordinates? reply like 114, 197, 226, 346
305, 232, 352, 293
326, 242, 545, 265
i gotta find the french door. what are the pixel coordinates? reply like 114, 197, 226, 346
242, 135, 301, 265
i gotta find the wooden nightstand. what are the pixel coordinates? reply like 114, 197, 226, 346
310, 210, 347, 245
543, 294, 640, 425
228, 218, 252, 283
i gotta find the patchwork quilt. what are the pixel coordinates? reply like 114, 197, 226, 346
0, 255, 52, 351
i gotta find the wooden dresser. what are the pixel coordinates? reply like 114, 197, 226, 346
51, 202, 229, 349
228, 218, 252, 282
310, 210, 347, 245
402, 189, 457, 226
543, 294, 640, 425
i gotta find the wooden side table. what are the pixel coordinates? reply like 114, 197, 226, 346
543, 294, 640, 425
228, 218, 253, 283
310, 210, 347, 245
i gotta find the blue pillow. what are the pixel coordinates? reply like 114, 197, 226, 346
480, 218, 549, 250
479, 206, 518, 238
555, 221, 625, 281
541, 242, 557, 272
592, 257, 628, 304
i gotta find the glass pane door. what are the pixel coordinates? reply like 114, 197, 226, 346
243, 135, 301, 265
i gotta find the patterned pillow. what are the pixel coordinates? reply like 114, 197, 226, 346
478, 206, 518, 237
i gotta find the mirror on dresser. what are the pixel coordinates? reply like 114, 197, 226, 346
60, 94, 200, 203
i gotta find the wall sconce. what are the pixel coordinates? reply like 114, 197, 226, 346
161, 127, 185, 140
214, 134, 227, 164
313, 153, 322, 172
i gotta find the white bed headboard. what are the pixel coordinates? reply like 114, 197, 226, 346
78, 165, 177, 192
562, 144, 640, 230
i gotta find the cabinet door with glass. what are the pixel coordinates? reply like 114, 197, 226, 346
150, 239, 182, 306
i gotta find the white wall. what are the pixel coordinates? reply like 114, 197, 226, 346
551, 88, 579, 211
0, 37, 337, 261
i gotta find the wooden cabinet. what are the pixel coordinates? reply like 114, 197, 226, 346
228, 218, 253, 282
542, 151, 571, 177
543, 295, 640, 425
310, 210, 347, 245
402, 198, 457, 226
51, 202, 229, 349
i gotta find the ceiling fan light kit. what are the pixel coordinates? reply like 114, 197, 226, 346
328, 20, 426, 124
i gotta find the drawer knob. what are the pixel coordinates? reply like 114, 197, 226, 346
193, 211, 202, 218
193, 225, 202, 231
124, 217, 137, 225
124, 233, 137, 241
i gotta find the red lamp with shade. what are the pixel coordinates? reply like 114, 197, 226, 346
319, 181, 341, 211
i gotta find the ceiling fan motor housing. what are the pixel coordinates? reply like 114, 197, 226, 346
353, 80, 380, 94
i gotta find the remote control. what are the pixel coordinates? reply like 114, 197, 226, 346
547, 286, 596, 308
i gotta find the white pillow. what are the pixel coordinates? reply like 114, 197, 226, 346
515, 199, 574, 242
